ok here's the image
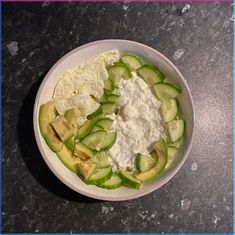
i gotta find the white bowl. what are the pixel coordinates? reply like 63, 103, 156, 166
33, 39, 194, 201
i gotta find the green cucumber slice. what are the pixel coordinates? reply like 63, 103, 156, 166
95, 118, 113, 131
135, 153, 157, 172
77, 120, 94, 139
119, 170, 142, 189
86, 166, 112, 185
106, 94, 120, 103
99, 172, 123, 189
110, 86, 119, 95
165, 146, 178, 168
137, 64, 164, 86
108, 64, 131, 84
101, 102, 117, 115
153, 82, 180, 101
87, 107, 102, 120
121, 54, 142, 71
90, 125, 104, 133
167, 119, 184, 142
98, 93, 108, 103
161, 99, 178, 123
81, 130, 107, 151
91, 151, 110, 168
74, 142, 96, 160
101, 132, 117, 151
104, 78, 114, 91
168, 137, 184, 149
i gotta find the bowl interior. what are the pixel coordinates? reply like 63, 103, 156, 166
33, 40, 194, 201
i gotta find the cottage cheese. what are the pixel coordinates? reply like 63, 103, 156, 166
52, 50, 120, 125
109, 72, 166, 169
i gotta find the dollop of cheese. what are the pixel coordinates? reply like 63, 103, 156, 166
109, 72, 166, 169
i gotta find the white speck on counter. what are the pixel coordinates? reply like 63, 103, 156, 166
7, 41, 18, 56
212, 214, 221, 225
101, 205, 114, 214
191, 162, 198, 171
181, 199, 191, 210
34, 229, 40, 233
230, 15, 234, 21
173, 49, 185, 60
168, 213, 174, 219
189, 210, 195, 216
138, 210, 149, 219
42, 1, 50, 7
182, 4, 191, 14
123, 5, 128, 11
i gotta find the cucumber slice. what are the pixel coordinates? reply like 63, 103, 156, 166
86, 166, 112, 185
167, 119, 184, 142
77, 120, 94, 139
95, 118, 113, 131
81, 130, 107, 151
98, 93, 108, 103
111, 86, 119, 95
74, 142, 96, 160
137, 64, 164, 86
87, 107, 102, 120
121, 54, 142, 70
99, 172, 123, 189
104, 78, 114, 91
153, 82, 180, 101
108, 64, 131, 84
135, 153, 157, 172
91, 151, 110, 168
90, 125, 104, 133
165, 146, 178, 168
106, 94, 119, 103
168, 137, 184, 149
161, 99, 178, 123
119, 170, 142, 189
101, 102, 117, 115
78, 162, 96, 180
101, 132, 117, 151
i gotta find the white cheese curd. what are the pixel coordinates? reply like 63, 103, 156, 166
54, 94, 100, 126
53, 50, 120, 99
53, 50, 120, 125
109, 72, 166, 170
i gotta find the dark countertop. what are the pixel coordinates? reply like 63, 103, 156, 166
2, 2, 233, 233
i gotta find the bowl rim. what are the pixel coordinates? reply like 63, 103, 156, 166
33, 39, 195, 201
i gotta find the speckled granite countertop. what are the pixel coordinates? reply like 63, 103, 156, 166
2, 2, 233, 233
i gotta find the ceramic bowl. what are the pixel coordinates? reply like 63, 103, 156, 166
33, 39, 194, 201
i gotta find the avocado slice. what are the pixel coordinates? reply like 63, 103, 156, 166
119, 170, 142, 189
64, 108, 80, 150
39, 101, 63, 152
51, 116, 74, 142
74, 142, 96, 160
78, 162, 96, 180
56, 144, 83, 173
135, 139, 168, 182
